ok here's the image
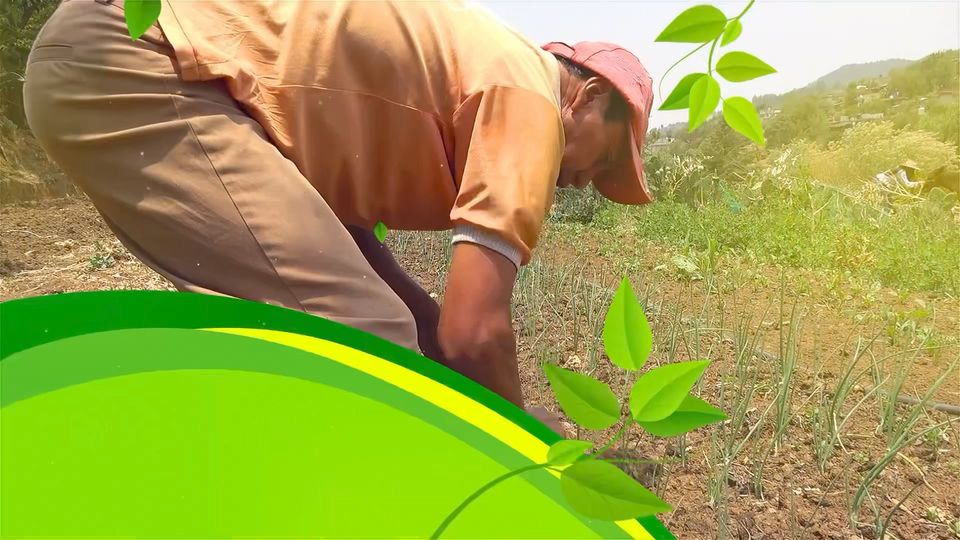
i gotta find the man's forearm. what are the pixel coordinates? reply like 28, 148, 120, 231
346, 225, 445, 360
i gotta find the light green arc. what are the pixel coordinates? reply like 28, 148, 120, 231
1, 327, 632, 539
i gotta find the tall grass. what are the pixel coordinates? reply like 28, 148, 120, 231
811, 334, 885, 471
849, 357, 960, 525
709, 312, 774, 505
613, 173, 960, 294
773, 281, 800, 450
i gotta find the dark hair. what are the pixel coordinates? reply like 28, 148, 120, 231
554, 54, 630, 122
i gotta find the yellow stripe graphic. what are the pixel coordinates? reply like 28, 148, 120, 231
205, 328, 653, 540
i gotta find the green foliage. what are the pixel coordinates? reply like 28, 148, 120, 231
688, 75, 721, 131
88, 242, 116, 271
889, 50, 959, 98
621, 162, 960, 294
0, 0, 60, 126
655, 5, 727, 43
560, 459, 672, 520
543, 363, 620, 430
124, 0, 161, 40
785, 121, 957, 186
548, 186, 607, 224
629, 360, 710, 422
546, 439, 593, 466
656, 1, 772, 145
715, 51, 776, 83
645, 152, 724, 206
918, 100, 960, 150
722, 96, 765, 145
660, 73, 707, 111
763, 92, 831, 147
373, 221, 388, 243
720, 19, 742, 46
637, 395, 727, 437
602, 277, 652, 371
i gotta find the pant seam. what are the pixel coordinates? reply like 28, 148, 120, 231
160, 77, 309, 314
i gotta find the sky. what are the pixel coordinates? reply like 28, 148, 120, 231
478, 1, 960, 128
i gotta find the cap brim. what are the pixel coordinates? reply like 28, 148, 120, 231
593, 122, 654, 205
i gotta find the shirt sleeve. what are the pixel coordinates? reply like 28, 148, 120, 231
451, 223, 522, 269
449, 85, 564, 266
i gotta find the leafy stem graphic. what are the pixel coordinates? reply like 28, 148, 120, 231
593, 416, 634, 457
657, 1, 774, 145
432, 276, 726, 536
430, 462, 558, 539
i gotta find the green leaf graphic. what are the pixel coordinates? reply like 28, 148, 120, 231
720, 19, 743, 46
637, 394, 727, 437
629, 360, 710, 422
715, 51, 776, 82
655, 5, 728, 43
723, 96, 766, 145
547, 439, 594, 466
602, 277, 652, 371
373, 221, 388, 244
544, 364, 620, 430
688, 75, 720, 132
124, 0, 161, 40
560, 459, 672, 520
659, 73, 707, 111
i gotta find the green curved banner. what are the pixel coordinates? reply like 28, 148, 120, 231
1, 291, 674, 539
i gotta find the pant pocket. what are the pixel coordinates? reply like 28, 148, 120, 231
27, 45, 75, 64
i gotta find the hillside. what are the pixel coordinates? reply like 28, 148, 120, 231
660, 57, 922, 133
654, 50, 959, 149
805, 58, 914, 91
752, 58, 918, 111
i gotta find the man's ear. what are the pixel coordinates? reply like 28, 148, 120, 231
582, 76, 614, 106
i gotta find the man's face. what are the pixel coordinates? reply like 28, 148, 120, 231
557, 81, 628, 189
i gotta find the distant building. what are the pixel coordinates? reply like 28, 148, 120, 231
829, 119, 854, 132
935, 89, 959, 105
649, 138, 674, 151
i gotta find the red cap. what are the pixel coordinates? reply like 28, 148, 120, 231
543, 41, 655, 205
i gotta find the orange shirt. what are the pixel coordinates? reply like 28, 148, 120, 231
157, 0, 564, 265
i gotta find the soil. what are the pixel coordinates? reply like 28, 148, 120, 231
2, 196, 959, 540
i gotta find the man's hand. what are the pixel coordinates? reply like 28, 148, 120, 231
438, 242, 522, 407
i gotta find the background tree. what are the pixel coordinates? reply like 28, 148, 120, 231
0, 0, 59, 127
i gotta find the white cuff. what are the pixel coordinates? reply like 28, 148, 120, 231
451, 224, 521, 269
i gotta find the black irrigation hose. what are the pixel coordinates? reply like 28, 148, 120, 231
868, 389, 960, 417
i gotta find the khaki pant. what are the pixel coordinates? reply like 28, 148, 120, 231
23, 0, 420, 351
